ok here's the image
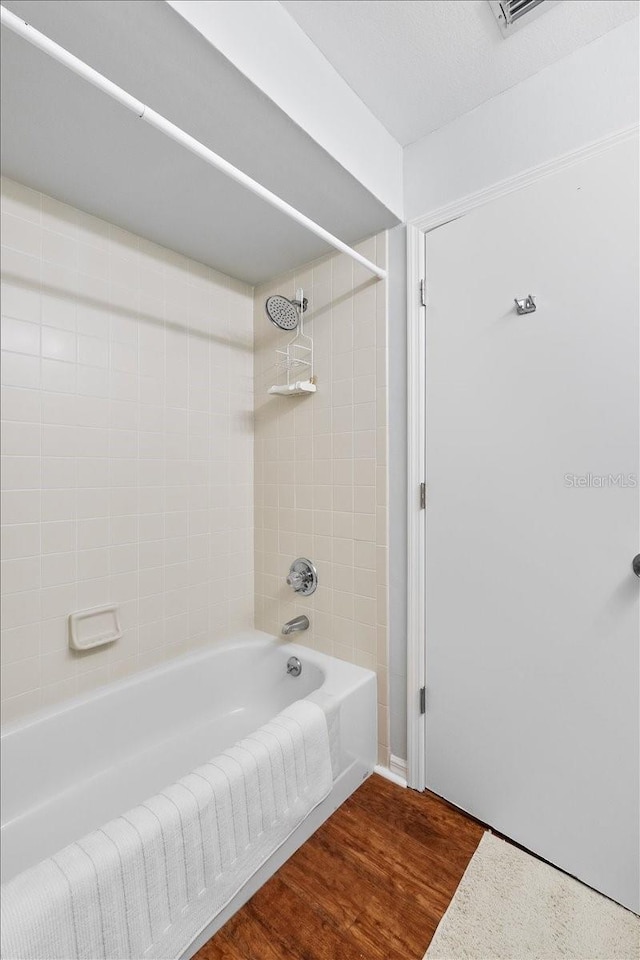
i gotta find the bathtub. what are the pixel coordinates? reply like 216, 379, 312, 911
0, 629, 376, 957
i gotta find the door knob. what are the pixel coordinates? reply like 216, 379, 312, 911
633, 555, 640, 578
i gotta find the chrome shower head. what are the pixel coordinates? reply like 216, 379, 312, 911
265, 294, 308, 331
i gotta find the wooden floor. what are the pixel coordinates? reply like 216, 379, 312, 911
195, 774, 484, 960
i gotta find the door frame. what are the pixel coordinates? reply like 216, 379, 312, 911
405, 124, 639, 792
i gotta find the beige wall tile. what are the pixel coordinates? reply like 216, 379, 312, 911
1, 178, 254, 722
1, 176, 390, 763
253, 235, 390, 759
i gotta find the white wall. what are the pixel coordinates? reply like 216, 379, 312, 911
387, 15, 639, 763
404, 20, 639, 220
0, 178, 254, 724
387, 224, 408, 761
167, 0, 404, 220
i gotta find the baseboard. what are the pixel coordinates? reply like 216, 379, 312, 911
390, 754, 408, 782
374, 755, 408, 788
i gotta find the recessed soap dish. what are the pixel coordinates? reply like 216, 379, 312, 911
69, 604, 122, 651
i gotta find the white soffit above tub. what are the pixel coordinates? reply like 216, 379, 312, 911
167, 0, 403, 219
0, 0, 400, 285
279, 0, 640, 146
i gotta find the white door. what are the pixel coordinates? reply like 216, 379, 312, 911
424, 135, 639, 912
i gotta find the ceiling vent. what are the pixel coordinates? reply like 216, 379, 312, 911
488, 0, 562, 37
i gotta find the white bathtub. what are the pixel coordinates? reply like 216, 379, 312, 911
0, 629, 376, 957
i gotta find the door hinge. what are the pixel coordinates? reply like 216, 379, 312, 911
419, 686, 426, 714
419, 278, 426, 307
420, 482, 426, 509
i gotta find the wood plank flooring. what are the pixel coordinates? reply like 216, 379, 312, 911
195, 774, 484, 960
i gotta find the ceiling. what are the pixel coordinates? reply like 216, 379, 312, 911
279, 0, 639, 146
2, 0, 636, 283
1, 1, 398, 284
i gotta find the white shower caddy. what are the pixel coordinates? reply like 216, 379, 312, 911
268, 288, 316, 396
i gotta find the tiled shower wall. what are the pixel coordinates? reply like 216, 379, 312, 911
0, 178, 254, 724
253, 237, 390, 765
0, 177, 390, 762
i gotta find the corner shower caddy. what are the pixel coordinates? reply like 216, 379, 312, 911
267, 288, 317, 397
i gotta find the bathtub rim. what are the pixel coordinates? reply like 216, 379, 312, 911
0, 628, 375, 740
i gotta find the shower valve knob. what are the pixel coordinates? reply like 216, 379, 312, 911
286, 558, 318, 596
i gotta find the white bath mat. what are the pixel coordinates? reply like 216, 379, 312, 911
424, 832, 639, 960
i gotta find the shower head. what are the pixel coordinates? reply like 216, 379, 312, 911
265, 294, 308, 331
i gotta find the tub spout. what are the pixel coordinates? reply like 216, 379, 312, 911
282, 615, 309, 636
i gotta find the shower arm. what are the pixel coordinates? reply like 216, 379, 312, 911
0, 5, 387, 283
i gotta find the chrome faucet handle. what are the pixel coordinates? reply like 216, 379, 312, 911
286, 570, 305, 590
286, 558, 317, 596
